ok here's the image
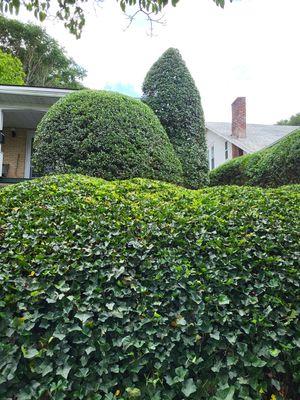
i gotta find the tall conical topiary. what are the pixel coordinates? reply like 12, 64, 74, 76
142, 48, 208, 188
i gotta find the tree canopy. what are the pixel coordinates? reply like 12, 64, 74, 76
143, 48, 208, 189
277, 113, 300, 126
0, 48, 25, 85
0, 16, 86, 88
0, 0, 234, 38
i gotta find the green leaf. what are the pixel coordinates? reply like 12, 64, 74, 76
21, 346, 39, 359
214, 386, 235, 400
252, 357, 267, 368
106, 302, 115, 310
75, 312, 93, 323
218, 295, 230, 305
126, 387, 141, 398
53, 332, 66, 340
269, 348, 281, 357
57, 365, 72, 379
210, 331, 220, 340
181, 378, 197, 397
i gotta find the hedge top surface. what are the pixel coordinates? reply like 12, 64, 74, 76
32, 90, 183, 184
209, 129, 300, 187
0, 175, 300, 400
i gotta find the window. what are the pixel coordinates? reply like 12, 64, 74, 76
210, 145, 215, 170
225, 141, 229, 160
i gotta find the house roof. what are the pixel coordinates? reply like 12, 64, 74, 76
206, 122, 299, 153
0, 85, 74, 112
0, 85, 73, 129
0, 85, 74, 129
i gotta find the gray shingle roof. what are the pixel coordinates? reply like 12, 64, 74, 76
206, 122, 299, 153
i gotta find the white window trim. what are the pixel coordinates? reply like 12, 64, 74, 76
24, 131, 35, 179
225, 141, 229, 160
210, 145, 215, 170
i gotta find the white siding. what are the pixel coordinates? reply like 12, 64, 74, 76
206, 129, 233, 170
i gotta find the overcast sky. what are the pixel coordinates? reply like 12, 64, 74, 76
12, 0, 300, 124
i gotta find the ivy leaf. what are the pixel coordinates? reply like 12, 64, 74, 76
252, 357, 267, 368
57, 365, 72, 379
210, 330, 220, 340
85, 346, 96, 355
53, 332, 66, 340
106, 302, 115, 310
218, 295, 230, 305
21, 346, 39, 359
269, 348, 281, 357
42, 364, 53, 376
181, 378, 197, 397
224, 333, 237, 345
125, 387, 141, 398
214, 386, 235, 400
75, 312, 93, 323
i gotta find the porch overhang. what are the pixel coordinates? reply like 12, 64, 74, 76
0, 84, 74, 179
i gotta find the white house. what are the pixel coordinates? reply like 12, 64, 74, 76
206, 97, 299, 170
0, 86, 298, 184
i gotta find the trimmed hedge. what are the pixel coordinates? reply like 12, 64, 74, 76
142, 48, 208, 189
32, 90, 183, 184
209, 129, 300, 187
0, 175, 300, 400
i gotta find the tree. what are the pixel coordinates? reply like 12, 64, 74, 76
142, 48, 208, 189
0, 16, 86, 88
0, 0, 234, 38
0, 48, 25, 85
33, 90, 183, 184
277, 113, 300, 126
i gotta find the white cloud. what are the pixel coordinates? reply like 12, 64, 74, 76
8, 0, 300, 124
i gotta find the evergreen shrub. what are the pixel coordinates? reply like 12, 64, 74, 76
33, 90, 183, 184
209, 129, 300, 187
142, 48, 208, 189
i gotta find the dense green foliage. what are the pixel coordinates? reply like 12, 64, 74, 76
0, 48, 24, 85
277, 113, 300, 126
209, 129, 300, 187
142, 48, 208, 189
0, 175, 299, 399
0, 0, 233, 37
33, 90, 183, 183
0, 16, 86, 88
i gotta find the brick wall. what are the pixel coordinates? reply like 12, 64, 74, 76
232, 97, 246, 138
2, 129, 27, 178
232, 143, 244, 159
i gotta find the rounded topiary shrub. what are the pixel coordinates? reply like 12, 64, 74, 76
0, 176, 300, 400
32, 90, 183, 184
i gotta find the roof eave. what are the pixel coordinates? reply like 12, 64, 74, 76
0, 85, 75, 98
263, 127, 299, 149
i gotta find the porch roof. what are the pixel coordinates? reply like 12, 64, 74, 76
0, 84, 74, 112
0, 85, 75, 130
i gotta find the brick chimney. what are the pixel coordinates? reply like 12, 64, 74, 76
232, 97, 246, 138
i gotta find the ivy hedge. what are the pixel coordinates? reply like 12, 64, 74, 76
0, 175, 300, 400
32, 90, 183, 184
209, 129, 300, 187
